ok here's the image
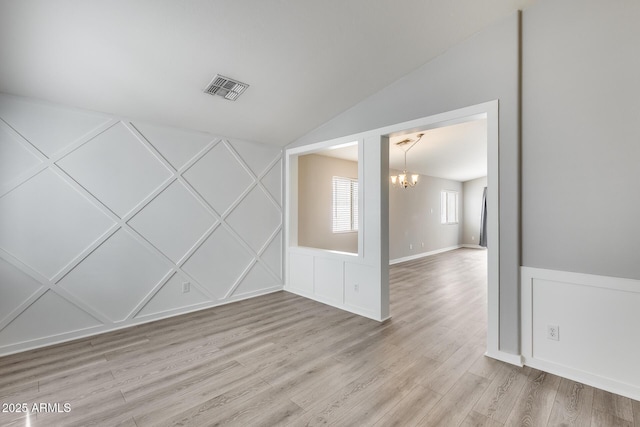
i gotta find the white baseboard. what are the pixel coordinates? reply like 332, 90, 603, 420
0, 286, 284, 357
389, 245, 461, 265
284, 287, 384, 322
485, 349, 524, 367
461, 244, 485, 249
521, 266, 640, 401
522, 355, 640, 401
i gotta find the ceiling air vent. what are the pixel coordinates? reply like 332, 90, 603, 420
203, 75, 249, 101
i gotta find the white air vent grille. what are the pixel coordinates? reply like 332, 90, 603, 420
204, 75, 249, 101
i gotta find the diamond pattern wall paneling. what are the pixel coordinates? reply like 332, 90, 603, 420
261, 159, 283, 206
229, 139, 281, 176
0, 258, 42, 324
0, 124, 42, 189
57, 122, 173, 218
181, 226, 254, 300
232, 263, 280, 297
0, 290, 102, 346
0, 169, 115, 279
182, 141, 254, 215
136, 272, 210, 318
57, 229, 172, 322
128, 181, 216, 264
261, 231, 283, 279
0, 94, 111, 158
0, 93, 283, 356
226, 186, 281, 253
131, 122, 213, 171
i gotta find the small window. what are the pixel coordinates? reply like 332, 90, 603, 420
332, 176, 358, 233
441, 190, 458, 224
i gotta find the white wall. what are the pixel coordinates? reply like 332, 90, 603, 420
286, 136, 389, 321
289, 14, 520, 353
462, 176, 487, 246
0, 93, 283, 355
518, 0, 640, 399
389, 173, 463, 262
522, 0, 640, 280
521, 267, 640, 400
298, 154, 358, 253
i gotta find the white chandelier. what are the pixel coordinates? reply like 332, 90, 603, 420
391, 133, 424, 189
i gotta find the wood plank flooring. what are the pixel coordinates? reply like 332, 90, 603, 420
0, 248, 638, 426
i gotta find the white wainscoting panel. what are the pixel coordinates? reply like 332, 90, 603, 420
521, 266, 640, 400
287, 248, 381, 320
344, 262, 379, 314
314, 258, 344, 304
288, 252, 314, 294
0, 93, 283, 356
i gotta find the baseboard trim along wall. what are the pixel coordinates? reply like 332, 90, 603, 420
485, 349, 524, 367
521, 266, 640, 401
389, 245, 463, 265
461, 244, 485, 250
285, 287, 381, 322
0, 287, 283, 357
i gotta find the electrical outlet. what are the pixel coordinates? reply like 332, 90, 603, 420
472, 236, 475, 241
182, 282, 191, 293
547, 324, 559, 341
409, 244, 413, 250
354, 283, 359, 292
421, 242, 425, 248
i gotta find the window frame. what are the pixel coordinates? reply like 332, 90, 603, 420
440, 190, 459, 225
332, 176, 359, 233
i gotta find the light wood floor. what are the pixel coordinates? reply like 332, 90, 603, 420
1, 249, 638, 426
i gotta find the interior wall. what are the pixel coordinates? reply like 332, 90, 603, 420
289, 14, 520, 353
286, 137, 389, 321
389, 173, 462, 261
298, 154, 358, 253
462, 176, 487, 246
521, 266, 640, 400
0, 93, 284, 356
522, 0, 640, 280
517, 0, 640, 399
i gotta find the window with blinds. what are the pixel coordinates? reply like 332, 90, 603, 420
441, 190, 459, 224
332, 176, 358, 233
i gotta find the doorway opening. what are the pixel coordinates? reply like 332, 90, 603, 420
381, 101, 499, 355
387, 117, 488, 264
284, 101, 499, 353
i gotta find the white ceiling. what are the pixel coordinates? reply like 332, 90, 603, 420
390, 118, 487, 182
317, 118, 487, 182
0, 0, 533, 147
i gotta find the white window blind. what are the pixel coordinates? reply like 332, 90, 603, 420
440, 190, 458, 224
332, 176, 358, 233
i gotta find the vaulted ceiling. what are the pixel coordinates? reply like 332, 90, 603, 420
0, 0, 534, 146
317, 118, 487, 182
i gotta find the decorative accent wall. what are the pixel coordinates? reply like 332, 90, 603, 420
0, 94, 283, 355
